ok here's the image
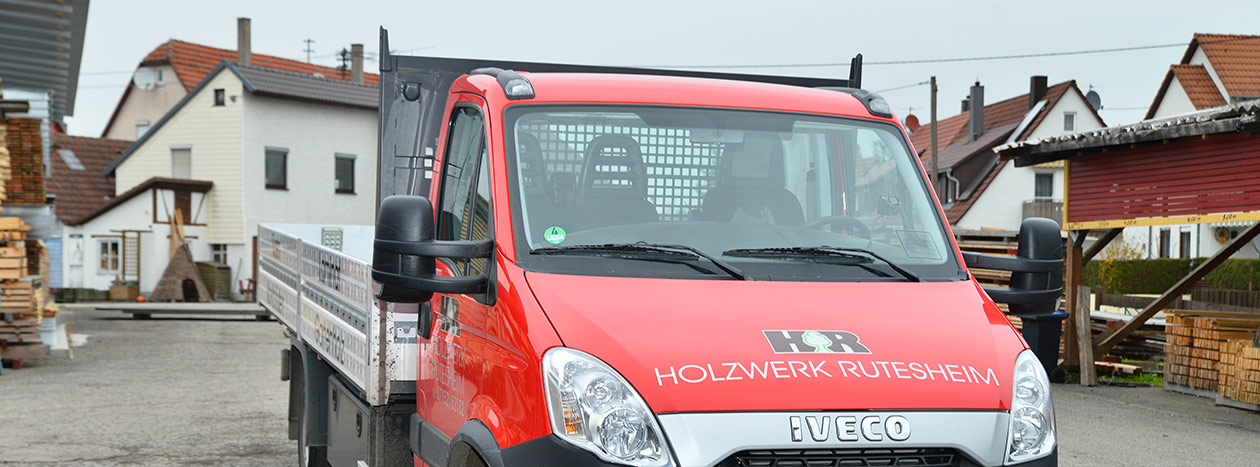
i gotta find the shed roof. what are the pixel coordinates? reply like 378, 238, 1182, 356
997, 99, 1260, 167
48, 134, 130, 225
0, 0, 89, 120
73, 177, 213, 226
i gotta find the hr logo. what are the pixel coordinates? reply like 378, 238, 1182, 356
789, 415, 911, 443
764, 330, 871, 354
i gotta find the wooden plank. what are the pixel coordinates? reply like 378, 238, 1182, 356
1065, 232, 1086, 368
1095, 221, 1260, 356
1077, 285, 1097, 386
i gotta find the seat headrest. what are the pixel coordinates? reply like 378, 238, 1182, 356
718, 135, 785, 188
517, 133, 548, 195
580, 134, 648, 197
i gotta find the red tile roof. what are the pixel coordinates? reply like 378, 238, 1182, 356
912, 81, 1086, 169
104, 39, 380, 138
141, 40, 380, 90
1172, 65, 1228, 109
1190, 33, 1260, 98
1146, 33, 1260, 119
48, 134, 131, 225
909, 80, 1104, 225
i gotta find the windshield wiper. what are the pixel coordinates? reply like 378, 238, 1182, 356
722, 246, 920, 282
534, 242, 749, 280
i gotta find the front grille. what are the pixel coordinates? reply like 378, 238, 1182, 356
720, 447, 961, 467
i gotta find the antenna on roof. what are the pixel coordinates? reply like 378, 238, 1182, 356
337, 48, 350, 78
303, 38, 315, 63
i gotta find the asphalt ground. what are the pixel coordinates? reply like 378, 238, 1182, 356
2, 305, 1259, 466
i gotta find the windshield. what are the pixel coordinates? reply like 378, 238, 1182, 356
505, 105, 964, 281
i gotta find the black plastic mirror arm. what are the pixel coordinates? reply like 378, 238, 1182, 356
374, 238, 494, 259
372, 269, 487, 295
981, 287, 1065, 316
961, 252, 1063, 274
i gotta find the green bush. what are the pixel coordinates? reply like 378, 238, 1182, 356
1084, 258, 1260, 293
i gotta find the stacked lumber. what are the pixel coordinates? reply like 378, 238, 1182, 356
0, 217, 48, 366
3, 116, 43, 205
0, 108, 9, 202
1218, 341, 1260, 404
1164, 310, 1260, 396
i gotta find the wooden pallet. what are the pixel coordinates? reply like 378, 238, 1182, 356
1165, 310, 1260, 409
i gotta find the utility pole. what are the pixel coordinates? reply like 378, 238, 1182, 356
303, 38, 315, 63
930, 76, 939, 200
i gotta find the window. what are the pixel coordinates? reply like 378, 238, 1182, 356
99, 239, 121, 272
156, 69, 165, 85
334, 153, 355, 194
1179, 230, 1192, 258
1034, 173, 1053, 199
211, 244, 229, 264
437, 106, 491, 275
1063, 112, 1076, 132
1159, 229, 1171, 258
214, 89, 225, 106
265, 148, 288, 189
136, 120, 151, 139
171, 146, 191, 179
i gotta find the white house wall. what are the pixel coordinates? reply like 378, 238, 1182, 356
113, 69, 245, 246
60, 189, 210, 293
955, 89, 1103, 231
1151, 77, 1198, 120
102, 65, 187, 141
239, 93, 378, 279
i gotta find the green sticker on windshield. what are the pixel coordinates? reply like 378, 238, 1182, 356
544, 226, 567, 245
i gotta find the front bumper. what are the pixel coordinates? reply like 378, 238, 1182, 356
657, 411, 1054, 467
499, 434, 1056, 467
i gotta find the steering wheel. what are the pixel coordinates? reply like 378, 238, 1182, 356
800, 215, 872, 239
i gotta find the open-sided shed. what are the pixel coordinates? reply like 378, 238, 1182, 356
996, 101, 1260, 380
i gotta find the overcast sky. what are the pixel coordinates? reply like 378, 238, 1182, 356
65, 0, 1260, 137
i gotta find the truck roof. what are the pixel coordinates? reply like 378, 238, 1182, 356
463, 72, 881, 119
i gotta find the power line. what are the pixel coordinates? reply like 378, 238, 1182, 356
631, 36, 1256, 70
876, 80, 930, 93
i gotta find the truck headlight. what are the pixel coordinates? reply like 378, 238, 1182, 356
543, 347, 672, 466
1006, 349, 1055, 464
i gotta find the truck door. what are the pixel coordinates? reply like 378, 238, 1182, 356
419, 94, 496, 453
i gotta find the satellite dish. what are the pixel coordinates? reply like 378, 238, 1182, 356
904, 114, 921, 132
1086, 89, 1103, 111
132, 68, 156, 91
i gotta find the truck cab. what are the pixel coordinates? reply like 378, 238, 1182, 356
263, 28, 1061, 467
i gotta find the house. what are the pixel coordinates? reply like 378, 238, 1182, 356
1146, 33, 1260, 120
45, 133, 133, 288
101, 17, 380, 141
72, 59, 379, 299
909, 76, 1106, 231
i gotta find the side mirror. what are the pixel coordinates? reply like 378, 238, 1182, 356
371, 195, 494, 303
961, 217, 1064, 316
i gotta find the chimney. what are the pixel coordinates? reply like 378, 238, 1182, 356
969, 81, 984, 140
237, 17, 252, 66
351, 43, 364, 84
1029, 76, 1047, 110
961, 97, 970, 113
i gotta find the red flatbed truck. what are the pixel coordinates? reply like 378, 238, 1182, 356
259, 28, 1063, 467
